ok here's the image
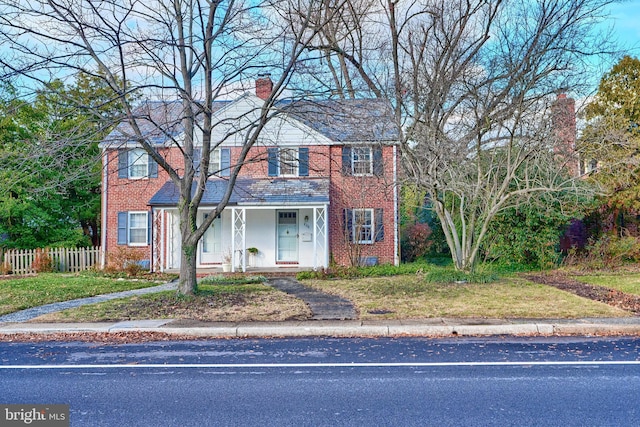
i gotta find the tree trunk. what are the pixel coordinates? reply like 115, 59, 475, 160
177, 200, 198, 295
178, 243, 198, 295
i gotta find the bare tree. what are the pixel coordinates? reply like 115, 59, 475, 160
293, 0, 614, 271
0, 0, 338, 293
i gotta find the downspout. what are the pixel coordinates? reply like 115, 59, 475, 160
324, 203, 329, 269
100, 149, 108, 269
393, 144, 399, 266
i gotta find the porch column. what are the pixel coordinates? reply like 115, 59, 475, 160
159, 209, 165, 272
151, 209, 160, 272
231, 207, 246, 272
313, 205, 328, 270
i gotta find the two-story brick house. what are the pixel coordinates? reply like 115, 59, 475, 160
100, 78, 400, 272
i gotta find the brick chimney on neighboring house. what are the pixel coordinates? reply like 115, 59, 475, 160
255, 74, 273, 100
552, 92, 579, 177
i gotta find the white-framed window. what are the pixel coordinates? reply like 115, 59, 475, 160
268, 147, 309, 177
128, 212, 149, 245
117, 211, 149, 246
352, 208, 373, 244
279, 148, 299, 176
352, 146, 373, 175
128, 148, 148, 178
195, 147, 230, 177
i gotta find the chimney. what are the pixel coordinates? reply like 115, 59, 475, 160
255, 74, 273, 100
552, 92, 579, 177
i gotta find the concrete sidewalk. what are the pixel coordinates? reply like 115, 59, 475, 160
2, 317, 640, 338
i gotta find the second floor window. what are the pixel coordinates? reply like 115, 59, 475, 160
268, 147, 309, 177
118, 148, 158, 179
128, 148, 148, 178
342, 145, 383, 177
279, 148, 298, 175
352, 147, 372, 175
194, 147, 230, 177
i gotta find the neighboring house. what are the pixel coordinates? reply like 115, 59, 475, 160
100, 77, 400, 272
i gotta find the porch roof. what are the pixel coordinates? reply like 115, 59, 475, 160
148, 178, 330, 207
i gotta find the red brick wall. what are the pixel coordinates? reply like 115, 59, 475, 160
328, 145, 397, 266
237, 145, 332, 178
104, 143, 398, 268
103, 147, 179, 263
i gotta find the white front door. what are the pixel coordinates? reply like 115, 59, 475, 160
200, 213, 222, 264
277, 211, 298, 262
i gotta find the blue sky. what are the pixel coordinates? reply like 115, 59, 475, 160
606, 1, 640, 56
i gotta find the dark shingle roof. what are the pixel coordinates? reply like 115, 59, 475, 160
148, 178, 330, 207
101, 100, 231, 147
102, 97, 398, 147
280, 98, 399, 142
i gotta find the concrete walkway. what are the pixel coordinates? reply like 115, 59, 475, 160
0, 277, 354, 323
267, 277, 356, 320
0, 281, 178, 323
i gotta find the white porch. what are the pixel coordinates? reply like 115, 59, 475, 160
152, 205, 329, 273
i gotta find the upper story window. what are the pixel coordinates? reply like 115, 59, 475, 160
128, 148, 148, 178
118, 148, 158, 179
268, 147, 309, 177
342, 145, 383, 177
194, 147, 230, 177
352, 147, 372, 175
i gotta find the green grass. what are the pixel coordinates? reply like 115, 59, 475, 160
35, 282, 311, 323
303, 275, 630, 319
573, 273, 640, 296
0, 272, 172, 315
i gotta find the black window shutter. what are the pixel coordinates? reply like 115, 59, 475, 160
148, 153, 158, 178
298, 147, 309, 176
344, 208, 353, 242
375, 208, 384, 241
117, 212, 128, 245
118, 150, 128, 178
221, 148, 231, 177
373, 146, 383, 177
268, 148, 278, 176
342, 146, 352, 176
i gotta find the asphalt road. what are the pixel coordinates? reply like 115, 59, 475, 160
1, 336, 639, 426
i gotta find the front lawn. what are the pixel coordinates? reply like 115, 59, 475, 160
0, 273, 173, 316
33, 282, 311, 323
302, 275, 630, 319
573, 272, 640, 296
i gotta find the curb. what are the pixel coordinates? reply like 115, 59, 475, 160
2, 319, 640, 338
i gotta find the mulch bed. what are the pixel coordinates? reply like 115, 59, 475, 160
526, 273, 640, 315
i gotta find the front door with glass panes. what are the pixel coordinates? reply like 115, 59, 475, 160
277, 211, 298, 262
199, 213, 222, 264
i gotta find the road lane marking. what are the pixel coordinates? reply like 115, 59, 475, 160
1, 361, 640, 369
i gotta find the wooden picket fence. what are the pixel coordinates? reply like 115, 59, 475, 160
0, 247, 101, 275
